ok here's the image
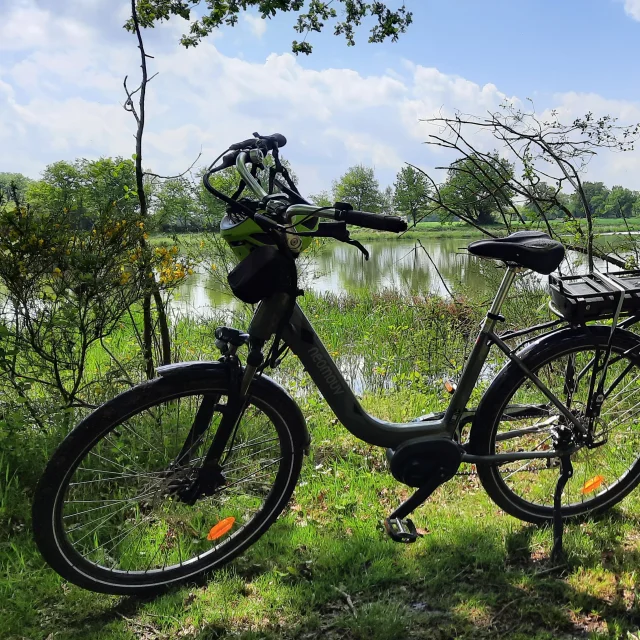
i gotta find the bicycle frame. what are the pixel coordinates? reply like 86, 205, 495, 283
248, 266, 584, 463
225, 149, 588, 464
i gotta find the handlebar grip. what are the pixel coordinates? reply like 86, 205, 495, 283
337, 210, 408, 233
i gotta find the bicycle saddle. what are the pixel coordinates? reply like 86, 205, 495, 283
467, 231, 565, 275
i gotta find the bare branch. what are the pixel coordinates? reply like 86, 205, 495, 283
144, 149, 203, 181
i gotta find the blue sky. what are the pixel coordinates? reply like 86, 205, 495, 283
1, 0, 640, 194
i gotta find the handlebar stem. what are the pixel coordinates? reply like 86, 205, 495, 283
236, 152, 267, 199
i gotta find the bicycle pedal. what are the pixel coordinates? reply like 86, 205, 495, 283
382, 517, 422, 543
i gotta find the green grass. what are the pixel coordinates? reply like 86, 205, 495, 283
3, 288, 640, 639
3, 391, 640, 639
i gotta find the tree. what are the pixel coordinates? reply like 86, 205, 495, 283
521, 182, 570, 221
393, 165, 431, 226
0, 173, 32, 208
309, 190, 333, 208
332, 165, 384, 213
380, 185, 395, 216
129, 1, 413, 54
155, 177, 200, 232
438, 153, 515, 226
569, 181, 609, 218
603, 185, 637, 219
27, 158, 138, 231
0, 169, 189, 414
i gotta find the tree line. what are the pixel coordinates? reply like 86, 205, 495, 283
4, 157, 640, 236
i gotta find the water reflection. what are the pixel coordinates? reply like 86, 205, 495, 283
168, 235, 633, 318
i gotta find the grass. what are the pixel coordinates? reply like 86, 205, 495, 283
3, 391, 640, 639
3, 287, 640, 639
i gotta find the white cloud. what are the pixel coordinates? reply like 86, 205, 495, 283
0, 2, 95, 51
243, 14, 267, 38
624, 0, 640, 20
1, 1, 640, 194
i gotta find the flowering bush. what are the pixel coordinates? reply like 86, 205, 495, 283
0, 158, 191, 412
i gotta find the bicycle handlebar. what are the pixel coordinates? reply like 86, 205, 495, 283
285, 204, 407, 233
206, 135, 408, 236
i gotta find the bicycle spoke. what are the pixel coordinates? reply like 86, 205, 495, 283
57, 388, 289, 577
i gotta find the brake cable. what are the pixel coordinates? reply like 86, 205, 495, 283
288, 221, 370, 259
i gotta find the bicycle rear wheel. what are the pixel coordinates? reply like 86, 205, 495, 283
470, 328, 640, 524
33, 371, 306, 595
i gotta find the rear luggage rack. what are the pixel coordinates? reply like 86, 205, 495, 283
549, 270, 640, 323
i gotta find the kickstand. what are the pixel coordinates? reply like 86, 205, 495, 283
551, 453, 573, 563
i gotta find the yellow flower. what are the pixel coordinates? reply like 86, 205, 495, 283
143, 232, 149, 240
138, 222, 144, 229
52, 267, 62, 278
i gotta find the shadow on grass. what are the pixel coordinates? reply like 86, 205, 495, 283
182, 518, 640, 640
10, 509, 640, 640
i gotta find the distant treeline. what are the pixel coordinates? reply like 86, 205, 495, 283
2, 155, 639, 234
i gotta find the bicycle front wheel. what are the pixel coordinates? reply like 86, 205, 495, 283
33, 371, 305, 595
470, 327, 640, 524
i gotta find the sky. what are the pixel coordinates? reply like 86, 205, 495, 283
1, 0, 640, 196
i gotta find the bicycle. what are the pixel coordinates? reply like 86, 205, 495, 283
33, 132, 640, 595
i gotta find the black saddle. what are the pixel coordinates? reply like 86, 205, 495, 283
467, 231, 565, 275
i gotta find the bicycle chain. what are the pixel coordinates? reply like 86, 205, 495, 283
455, 466, 548, 477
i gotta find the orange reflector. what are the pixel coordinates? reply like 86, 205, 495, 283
581, 475, 605, 495
444, 380, 455, 394
207, 517, 236, 540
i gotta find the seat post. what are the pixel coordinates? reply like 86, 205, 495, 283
485, 266, 518, 323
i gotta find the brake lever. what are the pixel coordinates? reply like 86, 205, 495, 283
297, 223, 370, 260
345, 239, 369, 260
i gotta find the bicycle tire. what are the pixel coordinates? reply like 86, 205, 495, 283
470, 326, 640, 524
33, 370, 306, 595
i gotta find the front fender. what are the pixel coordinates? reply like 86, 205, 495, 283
156, 361, 311, 449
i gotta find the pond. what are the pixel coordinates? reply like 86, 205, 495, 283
169, 234, 629, 320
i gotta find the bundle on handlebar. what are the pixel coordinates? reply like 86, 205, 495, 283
210, 132, 288, 173
229, 132, 287, 151
203, 132, 408, 266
